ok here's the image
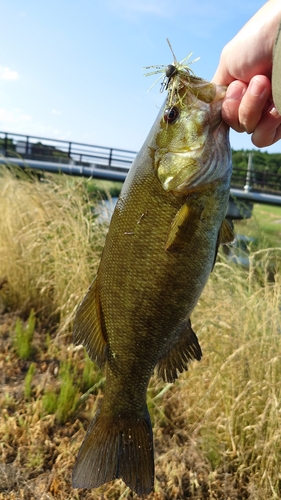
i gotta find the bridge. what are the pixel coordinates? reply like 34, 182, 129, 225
0, 131, 135, 182
1, 131, 281, 215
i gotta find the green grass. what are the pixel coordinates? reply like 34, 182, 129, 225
24, 362, 36, 399
85, 178, 122, 199
42, 360, 80, 424
235, 203, 281, 248
13, 309, 36, 360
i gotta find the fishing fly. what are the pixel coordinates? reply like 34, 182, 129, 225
143, 38, 200, 105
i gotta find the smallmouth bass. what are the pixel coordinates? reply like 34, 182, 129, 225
72, 51, 233, 495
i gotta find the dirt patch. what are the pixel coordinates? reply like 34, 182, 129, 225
0, 312, 262, 499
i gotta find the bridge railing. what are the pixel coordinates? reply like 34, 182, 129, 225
0, 131, 136, 172
1, 131, 281, 195
231, 165, 281, 193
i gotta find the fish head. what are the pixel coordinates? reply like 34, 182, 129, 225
154, 76, 232, 195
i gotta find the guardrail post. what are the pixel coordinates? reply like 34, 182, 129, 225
4, 133, 8, 156
244, 153, 253, 192
68, 142, 72, 158
108, 148, 113, 167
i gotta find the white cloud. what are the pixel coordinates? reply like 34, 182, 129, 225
0, 108, 70, 140
0, 66, 19, 81
51, 109, 62, 115
0, 108, 31, 124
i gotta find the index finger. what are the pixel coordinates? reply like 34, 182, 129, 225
212, 63, 234, 87
238, 75, 272, 133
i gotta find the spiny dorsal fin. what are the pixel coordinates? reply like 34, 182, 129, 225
73, 275, 107, 367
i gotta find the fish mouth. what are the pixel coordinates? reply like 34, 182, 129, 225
157, 139, 231, 194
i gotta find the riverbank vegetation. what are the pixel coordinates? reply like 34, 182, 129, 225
0, 168, 281, 499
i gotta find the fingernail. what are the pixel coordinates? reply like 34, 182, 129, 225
269, 105, 281, 119
225, 81, 245, 100
249, 78, 266, 97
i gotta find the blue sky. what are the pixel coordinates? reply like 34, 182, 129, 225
0, 0, 278, 155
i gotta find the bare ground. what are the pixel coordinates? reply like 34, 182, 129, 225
0, 311, 254, 500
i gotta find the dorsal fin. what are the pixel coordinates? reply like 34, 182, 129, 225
219, 218, 235, 245
73, 276, 107, 367
212, 218, 235, 270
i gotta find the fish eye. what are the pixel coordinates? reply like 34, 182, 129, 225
165, 64, 177, 78
163, 106, 179, 124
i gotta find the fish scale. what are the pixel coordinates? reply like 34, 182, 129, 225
72, 60, 233, 495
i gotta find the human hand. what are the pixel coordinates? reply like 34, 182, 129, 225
213, 0, 281, 147
221, 76, 281, 147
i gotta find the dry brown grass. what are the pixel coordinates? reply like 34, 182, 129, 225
0, 168, 108, 332
0, 168, 281, 499
187, 256, 281, 498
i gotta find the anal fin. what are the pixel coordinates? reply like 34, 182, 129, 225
73, 275, 107, 367
157, 319, 202, 383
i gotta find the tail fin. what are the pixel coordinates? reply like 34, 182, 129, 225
72, 407, 154, 495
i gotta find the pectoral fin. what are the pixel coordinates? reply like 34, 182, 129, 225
73, 275, 107, 367
165, 201, 203, 252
